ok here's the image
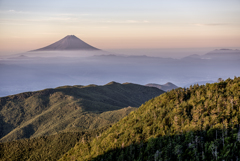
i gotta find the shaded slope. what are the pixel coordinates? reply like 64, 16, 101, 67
0, 82, 164, 142
31, 35, 99, 51
60, 77, 240, 161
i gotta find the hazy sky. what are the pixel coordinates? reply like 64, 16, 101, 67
0, 0, 240, 53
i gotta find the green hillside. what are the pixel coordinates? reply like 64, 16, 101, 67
0, 82, 164, 142
60, 77, 240, 161
0, 126, 109, 161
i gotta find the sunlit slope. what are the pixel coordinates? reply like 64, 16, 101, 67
0, 82, 164, 142
60, 77, 240, 160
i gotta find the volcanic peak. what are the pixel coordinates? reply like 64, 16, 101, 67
31, 35, 99, 51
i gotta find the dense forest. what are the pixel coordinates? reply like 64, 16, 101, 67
61, 77, 240, 161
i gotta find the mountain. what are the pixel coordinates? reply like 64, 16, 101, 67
0, 82, 164, 142
1, 48, 240, 97
183, 49, 240, 60
61, 77, 240, 161
181, 54, 201, 59
31, 35, 99, 51
145, 82, 178, 91
201, 49, 240, 60
204, 49, 240, 58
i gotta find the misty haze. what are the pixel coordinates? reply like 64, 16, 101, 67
0, 35, 239, 97
1, 1, 240, 160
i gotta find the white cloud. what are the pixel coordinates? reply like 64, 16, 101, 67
104, 20, 150, 24
6, 10, 30, 14
192, 23, 230, 26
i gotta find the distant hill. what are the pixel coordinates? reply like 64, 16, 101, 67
61, 77, 240, 161
31, 35, 99, 51
145, 82, 178, 91
182, 49, 240, 60
181, 54, 201, 59
0, 82, 164, 142
204, 49, 240, 59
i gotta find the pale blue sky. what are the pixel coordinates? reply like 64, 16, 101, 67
0, 0, 239, 52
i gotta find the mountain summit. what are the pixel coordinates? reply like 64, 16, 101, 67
31, 35, 99, 51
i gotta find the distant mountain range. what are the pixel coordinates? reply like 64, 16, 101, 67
0, 82, 164, 142
203, 49, 240, 59
31, 35, 99, 51
182, 48, 240, 60
145, 82, 178, 91
1, 46, 239, 97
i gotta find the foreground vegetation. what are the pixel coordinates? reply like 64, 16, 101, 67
61, 77, 240, 160
0, 82, 163, 142
0, 126, 110, 161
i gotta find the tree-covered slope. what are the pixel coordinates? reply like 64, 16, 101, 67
60, 77, 240, 161
0, 126, 109, 161
0, 82, 164, 142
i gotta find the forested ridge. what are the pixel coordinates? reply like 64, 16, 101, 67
61, 77, 240, 161
0, 82, 163, 142
0, 126, 111, 161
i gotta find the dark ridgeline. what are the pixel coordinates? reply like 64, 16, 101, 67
30, 35, 99, 51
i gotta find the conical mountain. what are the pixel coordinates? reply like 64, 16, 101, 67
31, 35, 99, 51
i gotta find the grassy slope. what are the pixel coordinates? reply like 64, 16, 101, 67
0, 82, 164, 142
60, 77, 240, 160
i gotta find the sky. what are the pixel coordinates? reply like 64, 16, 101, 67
0, 0, 240, 55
